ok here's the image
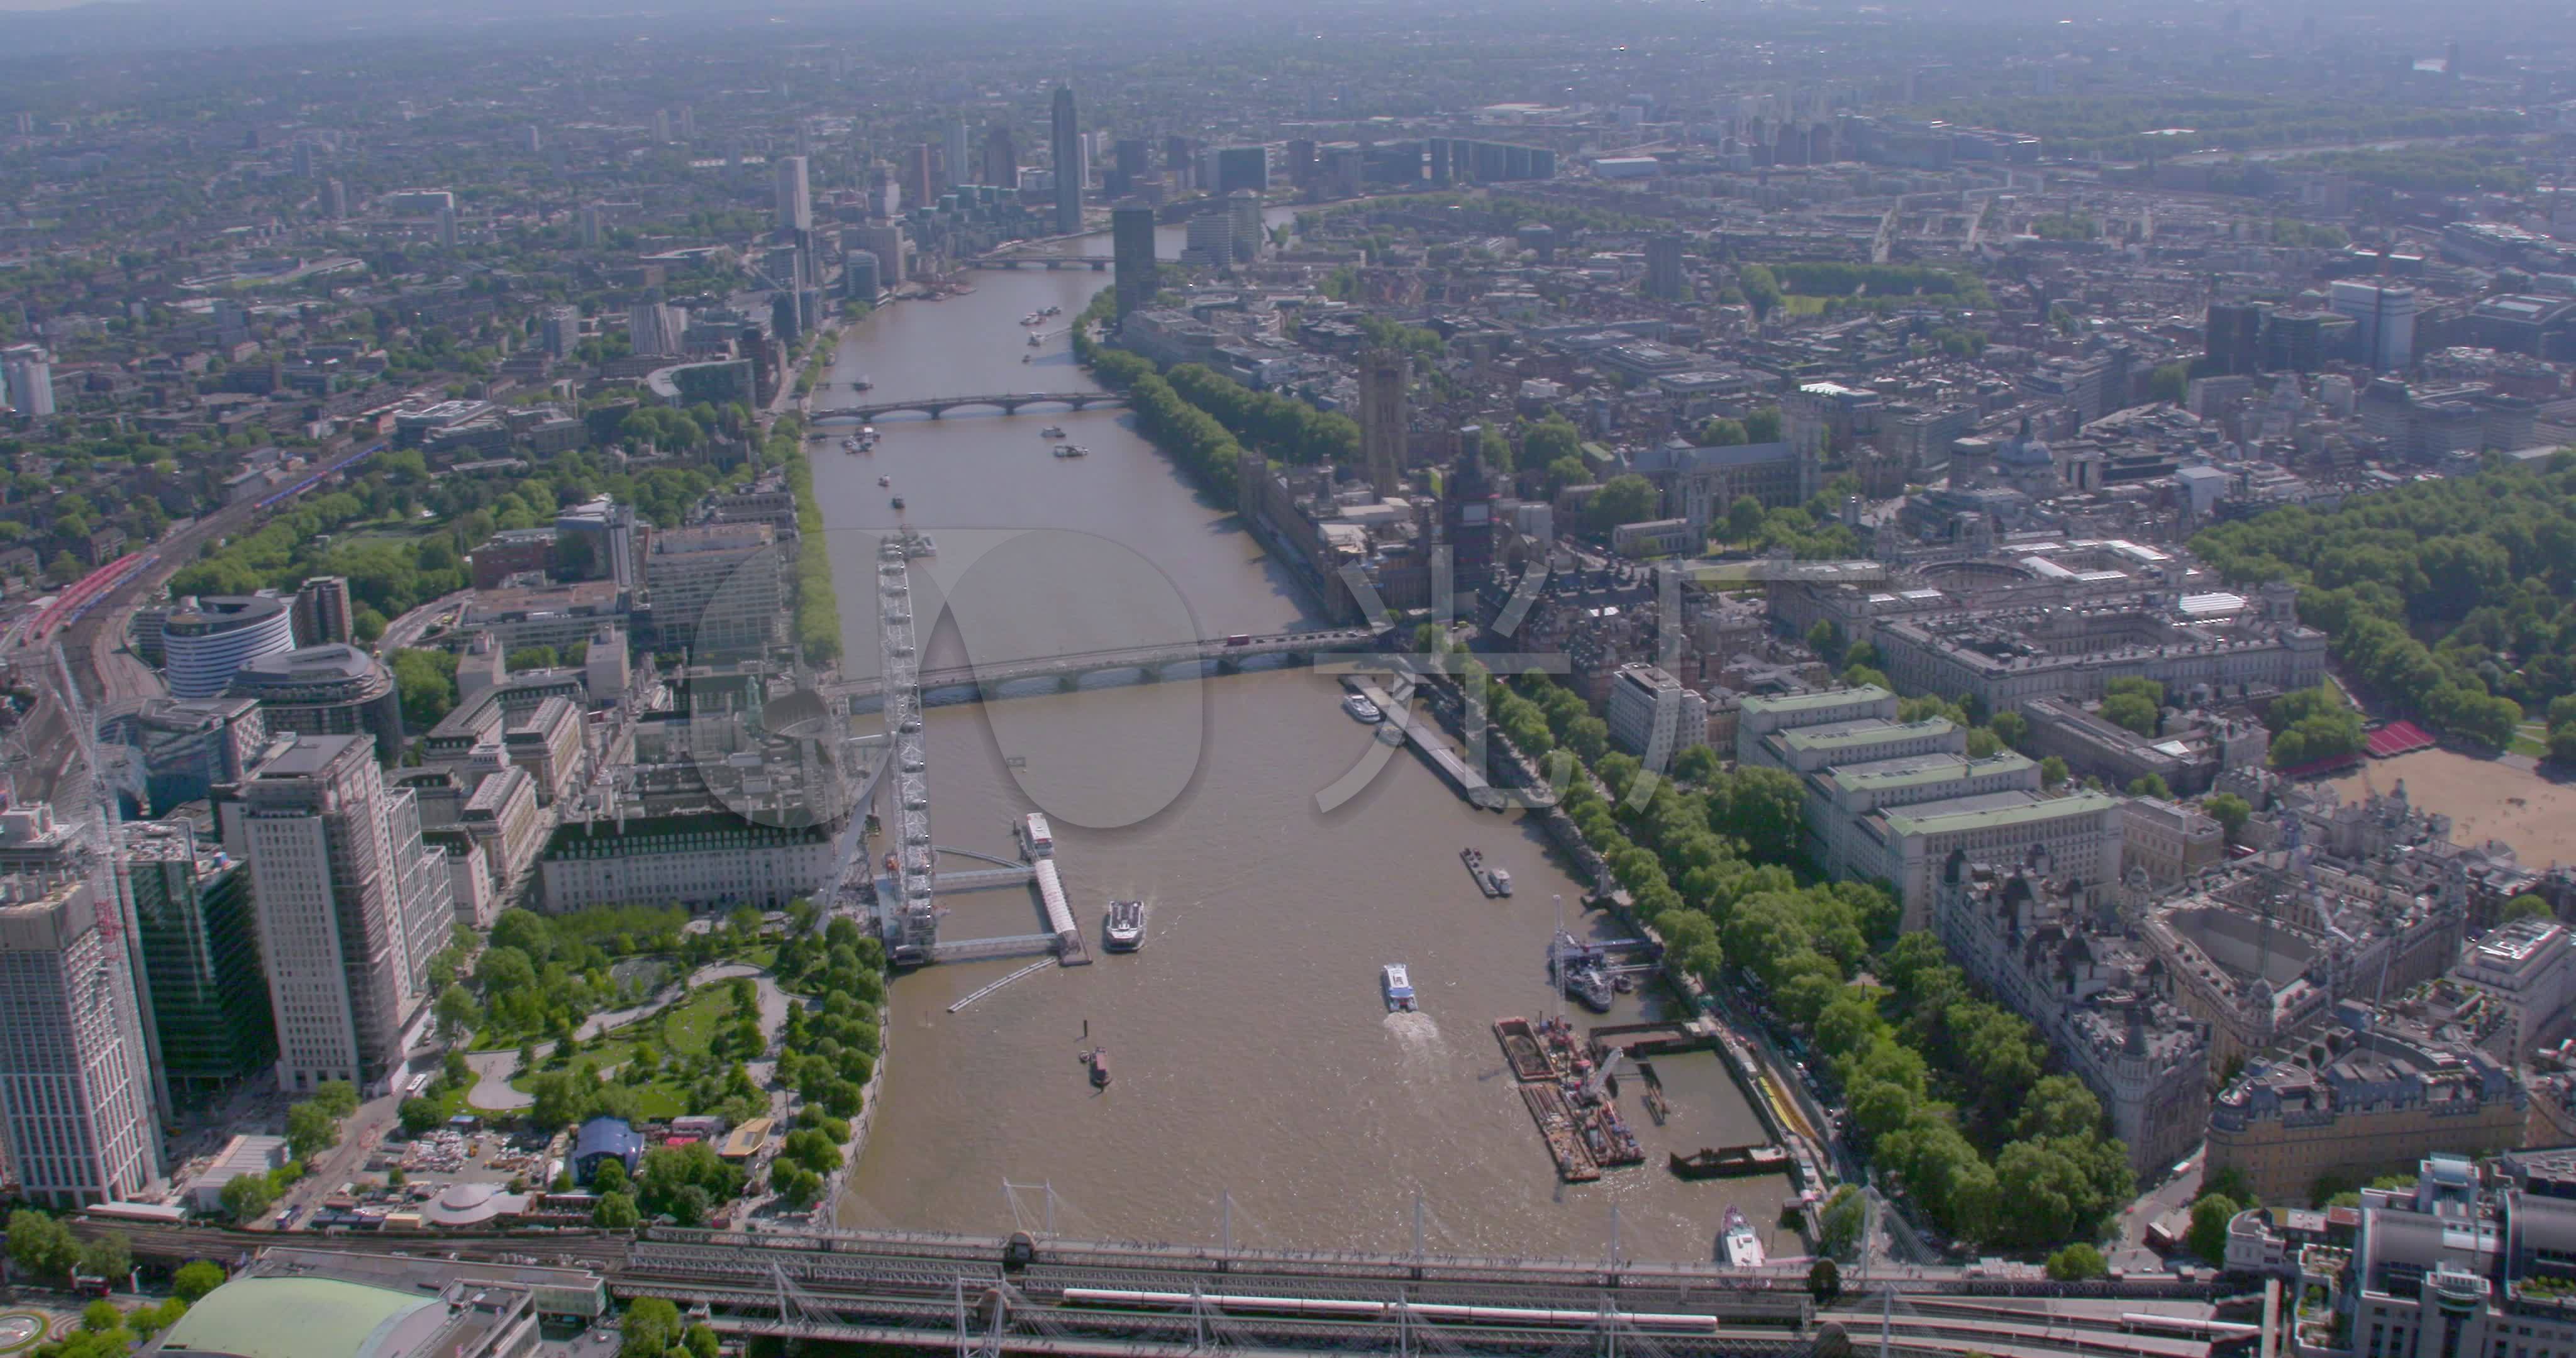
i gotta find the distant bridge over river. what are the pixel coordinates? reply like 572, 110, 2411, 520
811, 391, 1130, 422
824, 628, 1380, 711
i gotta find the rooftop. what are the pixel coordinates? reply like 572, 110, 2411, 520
155, 1275, 439, 1358
1882, 790, 2118, 836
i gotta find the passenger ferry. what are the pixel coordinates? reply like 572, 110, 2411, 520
1103, 900, 1145, 951
1040, 425, 1067, 439
1720, 1207, 1767, 1269
1052, 444, 1089, 458
1491, 868, 1514, 897
890, 495, 906, 511
1019, 812, 1055, 859
1382, 964, 1417, 1013
852, 375, 874, 390
1342, 693, 1383, 723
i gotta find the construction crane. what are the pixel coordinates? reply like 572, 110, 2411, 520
1584, 1046, 1627, 1101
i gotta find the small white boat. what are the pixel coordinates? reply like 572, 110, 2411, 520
1342, 693, 1383, 724
877, 475, 891, 487
1053, 444, 1089, 458
853, 376, 873, 391
1028, 333, 1043, 347
1492, 869, 1514, 897
1721, 1206, 1767, 1269
1382, 964, 1416, 1013
860, 424, 877, 438
1040, 425, 1067, 439
1104, 900, 1145, 952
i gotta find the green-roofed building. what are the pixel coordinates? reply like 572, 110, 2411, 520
154, 1276, 447, 1358
149, 1249, 604, 1358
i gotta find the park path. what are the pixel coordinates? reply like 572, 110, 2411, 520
464, 961, 796, 1112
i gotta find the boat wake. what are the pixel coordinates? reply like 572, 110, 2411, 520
1382, 1010, 1445, 1061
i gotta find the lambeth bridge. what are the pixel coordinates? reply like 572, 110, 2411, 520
825, 627, 1381, 712
811, 391, 1130, 422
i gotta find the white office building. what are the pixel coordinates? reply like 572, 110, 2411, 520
3, 344, 55, 417
1606, 663, 1707, 768
223, 735, 452, 1095
0, 875, 164, 1209
2452, 915, 2576, 1056
628, 302, 687, 358
163, 595, 298, 700
2331, 280, 2420, 372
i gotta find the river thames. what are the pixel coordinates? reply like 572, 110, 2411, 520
814, 218, 1793, 1262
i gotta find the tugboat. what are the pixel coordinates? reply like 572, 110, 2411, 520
1381, 964, 1417, 1013
890, 495, 906, 511
1342, 692, 1383, 723
1719, 1206, 1767, 1269
1085, 1047, 1112, 1088
853, 375, 874, 391
1103, 900, 1145, 951
1040, 425, 1067, 439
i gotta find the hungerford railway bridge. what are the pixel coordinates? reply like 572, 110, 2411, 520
83, 1218, 2243, 1358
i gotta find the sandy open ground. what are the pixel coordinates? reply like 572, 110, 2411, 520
2326, 747, 2576, 866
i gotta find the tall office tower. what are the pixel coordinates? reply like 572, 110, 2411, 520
2, 344, 54, 417
1181, 211, 1232, 267
291, 575, 355, 647
292, 141, 314, 179
225, 734, 451, 1094
118, 819, 274, 1113
904, 143, 935, 211
0, 873, 163, 1208
1048, 86, 1082, 233
677, 106, 695, 139
577, 202, 602, 247
628, 302, 686, 357
1111, 138, 1149, 197
435, 206, 458, 248
521, 124, 541, 155
1428, 137, 1452, 185
774, 155, 813, 233
982, 123, 1018, 189
538, 304, 582, 360
945, 119, 972, 187
1164, 135, 1195, 189
1228, 189, 1263, 263
1111, 200, 1159, 322
2331, 280, 2419, 372
653, 109, 672, 143
1286, 138, 1318, 189
323, 177, 347, 220
2203, 301, 2266, 377
1359, 350, 1409, 495
1211, 145, 1270, 194
1645, 235, 1687, 301
771, 292, 802, 346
